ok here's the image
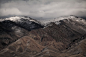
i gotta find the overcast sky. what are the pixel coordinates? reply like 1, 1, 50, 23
0, 0, 86, 19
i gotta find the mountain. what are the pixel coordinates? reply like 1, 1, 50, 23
0, 16, 43, 50
0, 16, 86, 57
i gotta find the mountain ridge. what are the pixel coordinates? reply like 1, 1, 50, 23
0, 16, 86, 57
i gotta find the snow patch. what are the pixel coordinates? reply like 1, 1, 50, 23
0, 16, 39, 24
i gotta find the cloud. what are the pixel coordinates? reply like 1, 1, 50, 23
0, 8, 22, 16
0, 0, 86, 19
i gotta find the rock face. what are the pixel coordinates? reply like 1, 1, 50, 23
0, 16, 86, 57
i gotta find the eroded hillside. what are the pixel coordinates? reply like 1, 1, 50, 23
0, 16, 86, 57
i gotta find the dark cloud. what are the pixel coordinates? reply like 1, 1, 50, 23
0, 0, 86, 19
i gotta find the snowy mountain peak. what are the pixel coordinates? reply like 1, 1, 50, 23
0, 15, 86, 27
54, 15, 78, 21
6, 16, 21, 21
42, 15, 86, 27
0, 16, 39, 23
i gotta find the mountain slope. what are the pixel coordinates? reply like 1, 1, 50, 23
0, 16, 86, 57
0, 16, 43, 50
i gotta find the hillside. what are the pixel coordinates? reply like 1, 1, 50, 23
0, 16, 86, 57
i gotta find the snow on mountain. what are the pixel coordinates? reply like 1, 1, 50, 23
54, 15, 86, 23
0, 16, 44, 31
41, 15, 86, 27
0, 15, 86, 28
0, 16, 39, 24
